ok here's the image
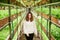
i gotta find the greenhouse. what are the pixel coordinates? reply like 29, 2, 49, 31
0, 0, 60, 40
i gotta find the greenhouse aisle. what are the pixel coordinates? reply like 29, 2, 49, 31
0, 0, 60, 40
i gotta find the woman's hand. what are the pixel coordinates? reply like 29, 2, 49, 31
27, 34, 29, 37
35, 34, 38, 37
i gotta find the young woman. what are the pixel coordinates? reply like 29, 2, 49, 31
22, 12, 37, 40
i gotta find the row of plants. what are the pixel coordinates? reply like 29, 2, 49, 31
0, 16, 21, 40
34, 18, 49, 40
0, 9, 21, 20
34, 7, 60, 19
38, 17, 60, 40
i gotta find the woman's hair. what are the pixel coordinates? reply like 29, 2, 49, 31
26, 12, 33, 22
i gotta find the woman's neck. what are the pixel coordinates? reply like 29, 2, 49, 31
29, 19, 30, 21
28, 19, 31, 22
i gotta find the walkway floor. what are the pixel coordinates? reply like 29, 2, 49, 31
18, 34, 42, 40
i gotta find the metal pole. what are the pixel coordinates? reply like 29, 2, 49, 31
41, 6, 42, 40
49, 5, 51, 40
11, 7, 14, 39
47, 19, 48, 37
16, 7, 18, 39
15, 0, 19, 39
49, 0, 52, 40
8, 0, 12, 40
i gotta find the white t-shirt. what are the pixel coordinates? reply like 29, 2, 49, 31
23, 20, 37, 36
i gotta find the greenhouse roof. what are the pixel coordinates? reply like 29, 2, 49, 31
0, 0, 47, 7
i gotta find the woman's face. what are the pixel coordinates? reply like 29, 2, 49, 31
28, 13, 31, 19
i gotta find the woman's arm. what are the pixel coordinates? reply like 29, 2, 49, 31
33, 21, 38, 36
